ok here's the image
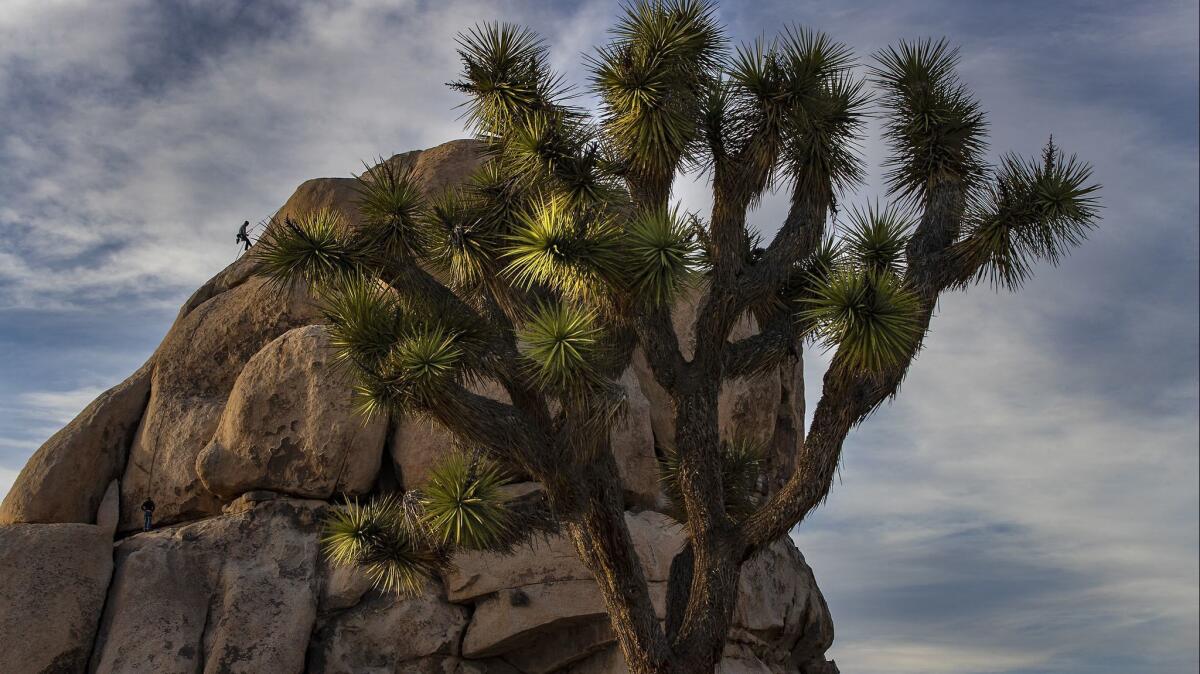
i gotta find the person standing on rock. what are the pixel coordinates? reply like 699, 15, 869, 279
236, 220, 252, 251
141, 497, 155, 532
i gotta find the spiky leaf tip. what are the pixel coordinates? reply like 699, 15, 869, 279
424, 189, 499, 290
871, 38, 988, 202
588, 0, 725, 181
955, 140, 1100, 290
252, 209, 360, 291
842, 201, 913, 275
450, 22, 572, 136
422, 452, 515, 551
518, 301, 604, 391
503, 197, 622, 301
625, 204, 699, 306
321, 496, 445, 596
384, 326, 464, 404
802, 268, 923, 372
353, 158, 430, 261
321, 277, 404, 371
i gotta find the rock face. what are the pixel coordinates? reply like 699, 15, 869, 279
0, 139, 837, 674
118, 276, 323, 530
90, 497, 326, 674
0, 523, 114, 674
196, 325, 388, 501
0, 362, 151, 524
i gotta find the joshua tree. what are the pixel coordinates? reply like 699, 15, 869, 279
254, 1, 1099, 671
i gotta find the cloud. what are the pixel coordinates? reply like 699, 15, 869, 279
0, 467, 17, 503
832, 640, 1054, 674
0, 1, 1195, 673
796, 289, 1199, 673
19, 386, 106, 425
0, 0, 617, 310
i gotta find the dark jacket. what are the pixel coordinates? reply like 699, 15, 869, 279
141, 499, 155, 513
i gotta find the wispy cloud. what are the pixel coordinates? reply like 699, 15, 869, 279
19, 386, 106, 425
0, 2, 1195, 673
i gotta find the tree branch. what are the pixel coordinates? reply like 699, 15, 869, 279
632, 309, 688, 393
422, 380, 560, 480
721, 313, 798, 379
739, 190, 828, 308
741, 179, 965, 552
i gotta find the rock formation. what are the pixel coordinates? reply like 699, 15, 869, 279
0, 140, 838, 674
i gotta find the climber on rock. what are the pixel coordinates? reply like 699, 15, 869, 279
141, 497, 156, 532
236, 220, 252, 251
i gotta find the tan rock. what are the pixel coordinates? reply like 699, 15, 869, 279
453, 522, 840, 666
117, 139, 486, 531
559, 646, 628, 674
445, 510, 683, 603
274, 139, 483, 232
307, 589, 469, 673
275, 176, 363, 228
118, 276, 321, 531
318, 556, 375, 613
452, 511, 681, 661
562, 645, 831, 674
196, 325, 387, 502
717, 648, 777, 674
730, 538, 836, 670
611, 367, 663, 509
176, 254, 259, 321
0, 522, 113, 674
90, 498, 325, 674
0, 361, 151, 525
96, 479, 120, 535
501, 619, 616, 674
462, 581, 610, 658
462, 581, 670, 660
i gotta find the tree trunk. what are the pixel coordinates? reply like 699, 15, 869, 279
561, 444, 678, 673
662, 386, 744, 671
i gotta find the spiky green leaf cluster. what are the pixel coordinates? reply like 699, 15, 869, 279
322, 277, 404, 372
721, 28, 868, 201
842, 202, 913, 275
954, 140, 1100, 289
518, 301, 604, 391
452, 22, 617, 209
422, 452, 516, 550
354, 159, 431, 261
659, 437, 764, 521
385, 326, 464, 401
424, 189, 499, 290
802, 268, 923, 372
450, 23, 571, 136
625, 205, 699, 306
872, 38, 988, 201
321, 496, 447, 596
345, 321, 468, 418
252, 209, 361, 291
589, 0, 725, 182
503, 197, 622, 302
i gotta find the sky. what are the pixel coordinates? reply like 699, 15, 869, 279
0, 1, 1196, 672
